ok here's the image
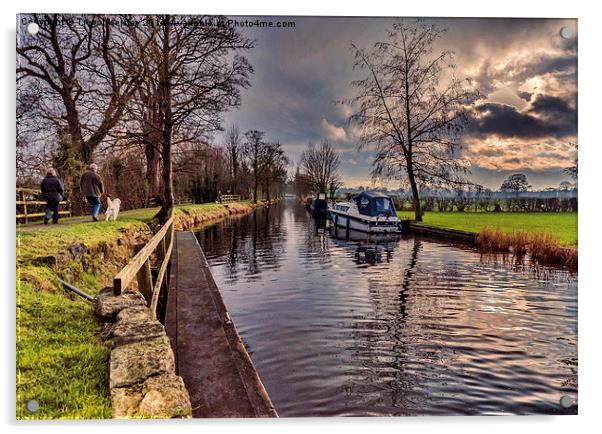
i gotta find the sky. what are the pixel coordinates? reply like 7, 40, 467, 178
222, 17, 577, 190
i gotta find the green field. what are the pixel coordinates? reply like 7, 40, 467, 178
397, 211, 578, 246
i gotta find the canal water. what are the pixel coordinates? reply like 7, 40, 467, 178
197, 201, 577, 416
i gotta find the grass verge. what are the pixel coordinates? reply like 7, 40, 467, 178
397, 211, 577, 246
16, 202, 255, 419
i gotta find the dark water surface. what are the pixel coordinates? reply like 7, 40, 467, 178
197, 202, 577, 416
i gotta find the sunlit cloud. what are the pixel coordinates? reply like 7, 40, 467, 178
320, 118, 348, 142
464, 136, 576, 172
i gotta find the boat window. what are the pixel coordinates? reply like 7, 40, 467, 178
374, 198, 393, 214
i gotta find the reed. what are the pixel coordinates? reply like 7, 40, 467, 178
476, 226, 527, 255
529, 232, 578, 268
476, 226, 577, 268
511, 230, 529, 256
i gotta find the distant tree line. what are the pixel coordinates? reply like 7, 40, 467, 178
392, 193, 577, 213
388, 172, 577, 213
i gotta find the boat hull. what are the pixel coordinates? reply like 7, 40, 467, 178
329, 211, 400, 233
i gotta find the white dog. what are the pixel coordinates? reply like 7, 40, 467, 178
105, 197, 122, 221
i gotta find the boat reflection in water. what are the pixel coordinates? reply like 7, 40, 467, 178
329, 224, 399, 266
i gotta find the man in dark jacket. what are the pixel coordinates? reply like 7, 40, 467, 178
80, 163, 104, 221
40, 168, 64, 224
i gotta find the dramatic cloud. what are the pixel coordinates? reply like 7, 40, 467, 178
467, 96, 577, 140
528, 94, 576, 118
223, 16, 577, 189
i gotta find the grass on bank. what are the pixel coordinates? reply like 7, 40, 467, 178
397, 211, 577, 246
16, 202, 245, 419
16, 282, 111, 419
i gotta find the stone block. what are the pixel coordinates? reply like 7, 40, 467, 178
111, 309, 165, 347
95, 290, 147, 321
110, 335, 175, 388
138, 373, 192, 418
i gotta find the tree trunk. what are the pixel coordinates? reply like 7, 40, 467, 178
265, 179, 270, 202
407, 163, 422, 221
145, 141, 162, 200
156, 124, 174, 222
142, 93, 163, 202
253, 160, 259, 203
154, 18, 174, 224
231, 147, 239, 194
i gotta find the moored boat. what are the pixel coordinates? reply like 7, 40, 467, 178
306, 192, 329, 219
329, 191, 401, 233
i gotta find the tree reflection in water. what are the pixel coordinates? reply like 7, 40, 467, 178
197, 201, 577, 416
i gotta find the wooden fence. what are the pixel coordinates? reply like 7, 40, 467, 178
113, 216, 174, 320
219, 194, 240, 204
16, 187, 71, 223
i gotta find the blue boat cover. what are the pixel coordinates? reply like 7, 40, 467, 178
354, 191, 397, 217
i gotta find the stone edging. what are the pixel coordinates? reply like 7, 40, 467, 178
95, 289, 192, 418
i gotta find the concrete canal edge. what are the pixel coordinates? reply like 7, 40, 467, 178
164, 231, 277, 418
402, 221, 477, 244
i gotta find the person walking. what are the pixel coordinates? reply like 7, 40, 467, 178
40, 168, 64, 225
80, 163, 104, 221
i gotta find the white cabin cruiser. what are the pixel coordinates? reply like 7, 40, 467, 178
329, 191, 401, 233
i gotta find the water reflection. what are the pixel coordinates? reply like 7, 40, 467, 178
198, 202, 578, 416
328, 225, 390, 261
198, 205, 287, 282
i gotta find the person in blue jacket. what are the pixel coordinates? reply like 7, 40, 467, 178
40, 168, 64, 224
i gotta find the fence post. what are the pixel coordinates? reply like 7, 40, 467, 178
136, 258, 153, 306
21, 191, 28, 224
158, 237, 166, 263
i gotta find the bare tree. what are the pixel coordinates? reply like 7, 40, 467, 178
17, 14, 145, 165
243, 130, 266, 202
299, 140, 341, 198
16, 80, 51, 180
260, 141, 289, 201
135, 76, 164, 202
500, 173, 531, 195
559, 180, 574, 191
500, 173, 531, 211
172, 141, 230, 203
225, 125, 242, 193
293, 165, 312, 198
128, 15, 253, 222
347, 19, 478, 221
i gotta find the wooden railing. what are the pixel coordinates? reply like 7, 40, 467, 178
219, 194, 240, 204
113, 216, 175, 319
16, 187, 71, 223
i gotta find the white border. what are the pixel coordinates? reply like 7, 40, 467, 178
3, 1, 601, 433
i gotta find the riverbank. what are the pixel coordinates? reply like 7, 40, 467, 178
16, 201, 260, 419
397, 211, 577, 246
399, 211, 577, 269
